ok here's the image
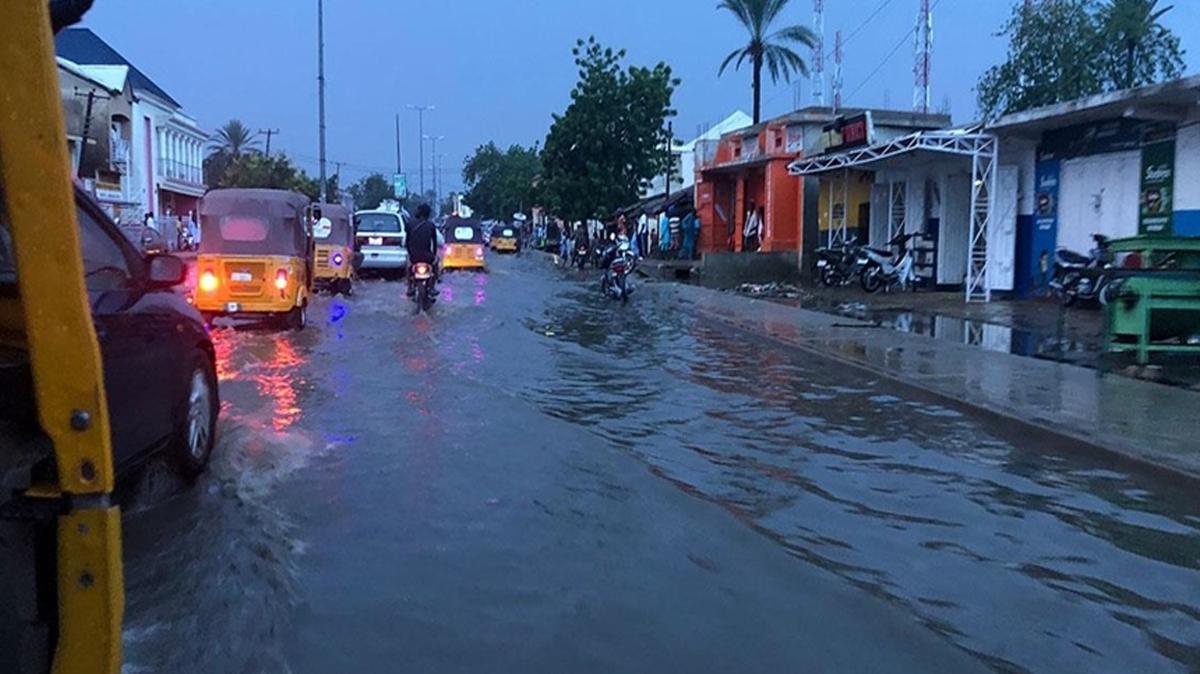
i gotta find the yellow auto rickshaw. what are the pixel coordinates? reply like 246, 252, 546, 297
311, 203, 356, 295
491, 224, 519, 253
442, 217, 487, 271
194, 189, 314, 330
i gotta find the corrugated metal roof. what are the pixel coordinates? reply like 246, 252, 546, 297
54, 28, 181, 108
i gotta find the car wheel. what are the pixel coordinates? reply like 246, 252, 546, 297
171, 352, 218, 479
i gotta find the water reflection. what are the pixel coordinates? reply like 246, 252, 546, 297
509, 284, 1200, 674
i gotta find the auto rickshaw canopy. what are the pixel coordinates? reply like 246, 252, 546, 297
199, 189, 311, 256
313, 203, 353, 246
445, 217, 484, 244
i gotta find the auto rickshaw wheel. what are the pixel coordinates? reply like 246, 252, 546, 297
286, 303, 307, 331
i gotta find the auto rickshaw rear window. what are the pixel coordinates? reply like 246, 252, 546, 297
219, 216, 270, 242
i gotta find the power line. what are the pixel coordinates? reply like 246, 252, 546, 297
765, 0, 895, 108
846, 0, 942, 104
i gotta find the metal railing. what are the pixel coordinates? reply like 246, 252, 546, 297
156, 158, 202, 185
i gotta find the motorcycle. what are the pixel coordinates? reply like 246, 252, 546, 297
575, 240, 590, 270
1050, 234, 1114, 306
410, 262, 436, 314
860, 233, 917, 293
814, 243, 865, 287
600, 243, 636, 304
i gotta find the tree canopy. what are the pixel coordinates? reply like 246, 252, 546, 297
347, 173, 394, 211
977, 0, 1185, 119
539, 37, 678, 223
461, 142, 541, 220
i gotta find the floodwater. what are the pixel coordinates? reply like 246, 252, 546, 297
119, 254, 1200, 673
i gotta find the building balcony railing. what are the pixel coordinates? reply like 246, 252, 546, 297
157, 158, 203, 185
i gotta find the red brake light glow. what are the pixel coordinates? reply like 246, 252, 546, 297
413, 263, 432, 279
199, 271, 218, 292
274, 269, 289, 290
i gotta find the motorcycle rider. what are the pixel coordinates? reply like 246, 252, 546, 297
406, 203, 439, 298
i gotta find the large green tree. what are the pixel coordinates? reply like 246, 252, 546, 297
977, 0, 1185, 119
205, 119, 261, 185
347, 173, 394, 210
717, 0, 816, 124
462, 141, 541, 220
209, 152, 321, 201
540, 37, 678, 223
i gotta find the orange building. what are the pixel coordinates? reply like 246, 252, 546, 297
695, 119, 801, 254
695, 107, 952, 264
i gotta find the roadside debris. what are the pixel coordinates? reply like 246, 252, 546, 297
732, 282, 803, 299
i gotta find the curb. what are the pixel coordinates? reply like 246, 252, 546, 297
686, 295, 1200, 485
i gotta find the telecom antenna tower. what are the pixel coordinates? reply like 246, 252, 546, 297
812, 0, 825, 106
913, 0, 933, 113
832, 29, 843, 114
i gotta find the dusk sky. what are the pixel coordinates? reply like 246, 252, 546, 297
79, 0, 1200, 194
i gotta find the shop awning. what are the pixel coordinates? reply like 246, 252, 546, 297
788, 127, 989, 176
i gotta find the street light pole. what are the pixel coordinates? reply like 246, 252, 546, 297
408, 104, 434, 197
317, 0, 327, 203
425, 135, 444, 212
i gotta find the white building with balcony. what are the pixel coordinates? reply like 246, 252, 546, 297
57, 28, 207, 228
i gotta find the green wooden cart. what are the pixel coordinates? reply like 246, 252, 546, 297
1105, 236, 1200, 364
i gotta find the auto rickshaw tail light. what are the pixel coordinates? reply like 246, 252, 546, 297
475, 246, 485, 260
332, 252, 344, 267
199, 271, 219, 292
275, 269, 289, 290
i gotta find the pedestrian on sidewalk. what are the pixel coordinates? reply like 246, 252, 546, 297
681, 210, 698, 260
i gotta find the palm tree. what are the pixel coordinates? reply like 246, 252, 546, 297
717, 0, 817, 124
209, 119, 260, 158
1100, 0, 1177, 90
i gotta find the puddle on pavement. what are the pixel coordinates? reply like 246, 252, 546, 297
508, 275, 1200, 674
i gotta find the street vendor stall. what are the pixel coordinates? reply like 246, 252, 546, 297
1106, 237, 1200, 364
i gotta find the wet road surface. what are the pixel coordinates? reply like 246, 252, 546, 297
120, 254, 1200, 673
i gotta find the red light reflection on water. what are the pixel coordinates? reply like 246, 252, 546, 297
254, 335, 304, 432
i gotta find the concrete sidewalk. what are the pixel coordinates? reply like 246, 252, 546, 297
669, 282, 1200, 480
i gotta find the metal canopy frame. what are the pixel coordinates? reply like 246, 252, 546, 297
790, 130, 999, 302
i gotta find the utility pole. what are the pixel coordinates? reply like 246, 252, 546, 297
72, 88, 108, 178
395, 113, 403, 174
663, 122, 673, 201
408, 104, 434, 196
317, 0, 328, 202
812, 0, 825, 106
260, 128, 280, 157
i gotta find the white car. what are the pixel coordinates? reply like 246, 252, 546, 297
354, 210, 408, 275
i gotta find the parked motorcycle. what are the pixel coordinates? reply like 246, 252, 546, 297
860, 233, 917, 293
1050, 234, 1114, 307
410, 262, 436, 314
600, 242, 636, 304
814, 243, 865, 287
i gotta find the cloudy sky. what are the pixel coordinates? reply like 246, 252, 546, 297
79, 0, 1200, 193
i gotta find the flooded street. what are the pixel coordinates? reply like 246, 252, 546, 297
119, 254, 1200, 674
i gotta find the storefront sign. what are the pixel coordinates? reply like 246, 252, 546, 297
1034, 159, 1060, 233
1039, 118, 1174, 161
393, 173, 408, 199
820, 112, 874, 155
1139, 140, 1175, 236
94, 181, 123, 202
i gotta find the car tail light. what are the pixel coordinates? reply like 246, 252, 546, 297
413, 262, 433, 280
199, 270, 218, 292
331, 252, 344, 267
274, 269, 289, 290
612, 261, 626, 274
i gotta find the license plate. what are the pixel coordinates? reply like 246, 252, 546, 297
369, 237, 383, 246
226, 302, 240, 312
231, 272, 253, 282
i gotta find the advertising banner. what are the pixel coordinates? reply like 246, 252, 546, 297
1139, 140, 1175, 236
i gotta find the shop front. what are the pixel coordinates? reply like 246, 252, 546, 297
791, 129, 1015, 301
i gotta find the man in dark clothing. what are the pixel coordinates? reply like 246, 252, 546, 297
406, 204, 439, 297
